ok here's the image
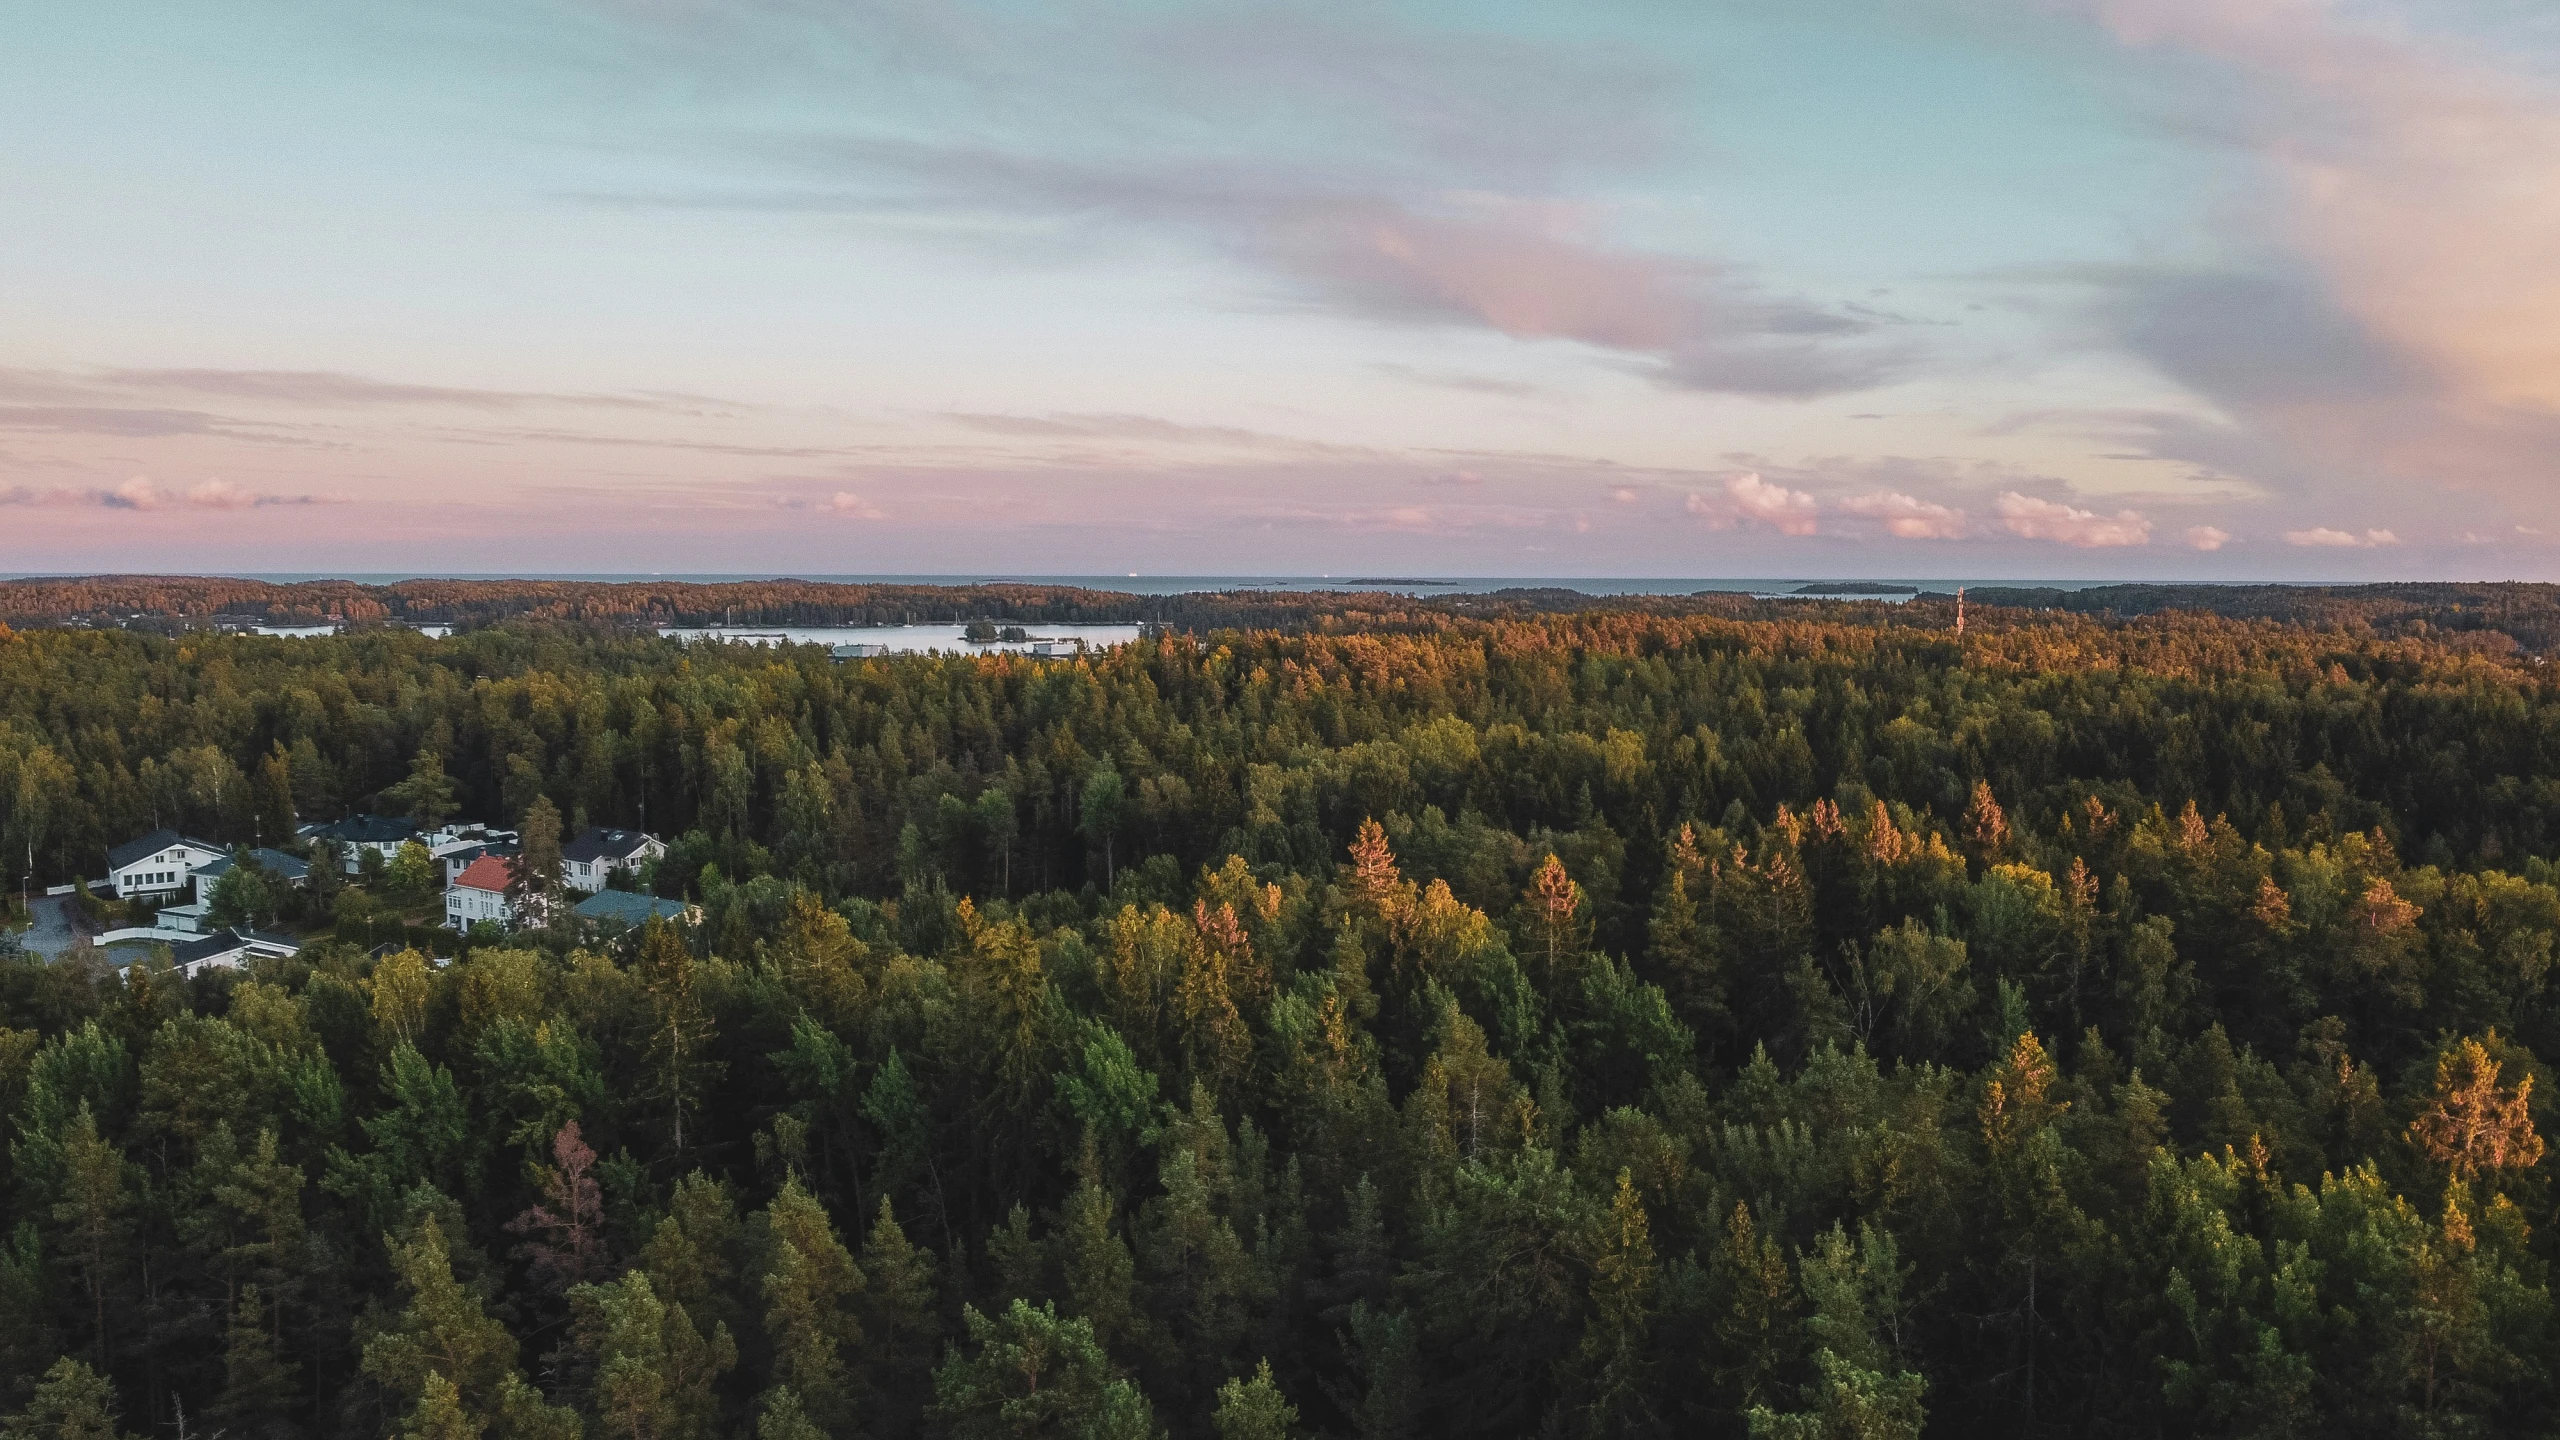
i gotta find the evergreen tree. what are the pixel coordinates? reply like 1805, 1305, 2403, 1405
381, 748, 460, 829
571, 1269, 735, 1440
47, 1107, 128, 1368
1212, 1361, 1297, 1440
509, 798, 565, 931
636, 919, 719, 1156
929, 1299, 1157, 1440
758, 1175, 866, 1431
0, 1357, 138, 1440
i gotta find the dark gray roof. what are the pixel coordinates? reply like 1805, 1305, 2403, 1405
441, 841, 519, 868
106, 829, 225, 871
562, 827, 658, 864
305, 814, 421, 845
196, 848, 311, 883
571, 890, 694, 927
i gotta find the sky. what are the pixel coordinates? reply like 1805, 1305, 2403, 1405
2, 0, 2556, 579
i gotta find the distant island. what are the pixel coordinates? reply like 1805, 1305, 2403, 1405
1793, 581, 1920, 594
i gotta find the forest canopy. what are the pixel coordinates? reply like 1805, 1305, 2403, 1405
7, 574, 2560, 651
0, 597, 2555, 1437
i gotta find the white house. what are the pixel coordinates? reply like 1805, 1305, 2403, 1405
439, 841, 519, 890
105, 830, 227, 900
446, 854, 517, 932
426, 823, 518, 887
190, 848, 312, 904
561, 827, 665, 895
301, 814, 423, 874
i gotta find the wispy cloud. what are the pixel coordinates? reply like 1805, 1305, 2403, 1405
2283, 525, 2398, 548
629, 142, 1909, 400
562, 1, 1908, 402
0, 366, 732, 415
0, 405, 240, 439
2185, 524, 2231, 551
2049, 0, 2560, 514
937, 411, 1374, 457
0, 476, 345, 509
97, 369, 715, 412
1368, 363, 1562, 400
773, 491, 887, 518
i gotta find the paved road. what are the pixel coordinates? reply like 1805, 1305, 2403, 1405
15, 894, 92, 959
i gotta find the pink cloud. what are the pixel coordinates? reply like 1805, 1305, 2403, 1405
774, 491, 887, 517
1997, 491, 2151, 547
0, 476, 339, 510
1693, 472, 1819, 535
187, 479, 257, 510
1838, 490, 1967, 539
2283, 525, 2398, 548
2184, 524, 2232, 551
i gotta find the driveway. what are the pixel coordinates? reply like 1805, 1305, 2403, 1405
15, 894, 94, 959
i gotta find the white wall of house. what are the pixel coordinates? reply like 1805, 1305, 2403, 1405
564, 838, 665, 895
112, 842, 224, 899
446, 884, 514, 930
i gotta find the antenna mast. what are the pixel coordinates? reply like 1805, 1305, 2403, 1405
1955, 586, 1966, 637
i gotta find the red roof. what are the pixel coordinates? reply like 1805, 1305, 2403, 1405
453, 855, 517, 893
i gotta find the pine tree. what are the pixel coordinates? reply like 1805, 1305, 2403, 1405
1963, 781, 2009, 863
856, 1198, 942, 1409
49, 1106, 128, 1368
758, 1175, 866, 1430
399, 1373, 473, 1440
1748, 1224, 1927, 1440
1578, 1169, 1657, 1434
1213, 1360, 1297, 1440
753, 1389, 825, 1440
382, 747, 460, 829
636, 919, 720, 1157
1521, 854, 1587, 984
572, 1269, 735, 1440
508, 797, 565, 931
1712, 1202, 1798, 1417
0, 1357, 138, 1440
929, 1299, 1157, 1440
2409, 1034, 2543, 1183
252, 743, 296, 851
362, 1215, 568, 1438
211, 1285, 302, 1436
1052, 1180, 1141, 1360
642, 1172, 745, 1352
